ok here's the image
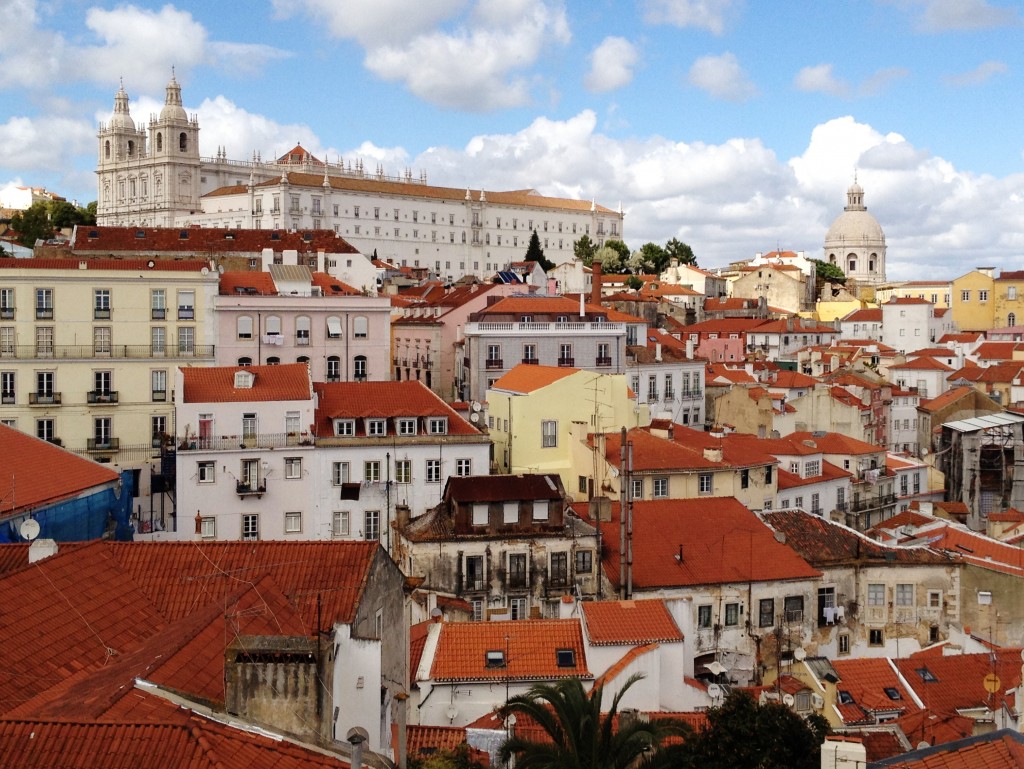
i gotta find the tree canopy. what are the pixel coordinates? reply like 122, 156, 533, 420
665, 237, 697, 266
9, 203, 54, 247
671, 691, 830, 769
573, 234, 598, 266
814, 259, 846, 284
498, 674, 691, 769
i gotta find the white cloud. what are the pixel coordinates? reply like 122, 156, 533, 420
0, 115, 95, 173
943, 60, 1008, 87
687, 52, 757, 102
271, 0, 468, 47
584, 37, 638, 93
641, 0, 739, 35
858, 66, 908, 96
0, 0, 65, 89
794, 64, 848, 96
364, 0, 570, 111
904, 0, 1020, 31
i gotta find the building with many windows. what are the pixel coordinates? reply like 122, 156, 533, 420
95, 77, 624, 282
0, 257, 218, 484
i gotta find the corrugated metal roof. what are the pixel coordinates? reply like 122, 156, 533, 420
943, 412, 1024, 433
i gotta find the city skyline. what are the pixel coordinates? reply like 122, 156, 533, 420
2, 0, 1023, 279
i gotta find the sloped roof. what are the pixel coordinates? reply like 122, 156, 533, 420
491, 364, 580, 393
785, 431, 884, 455
0, 425, 120, 517
70, 225, 360, 254
181, 363, 311, 403
831, 658, 920, 725
578, 498, 820, 589
443, 473, 564, 503
581, 599, 684, 645
890, 357, 953, 372
599, 426, 773, 473
0, 257, 211, 272
770, 370, 819, 388
429, 620, 590, 682
843, 308, 883, 322
313, 380, 479, 435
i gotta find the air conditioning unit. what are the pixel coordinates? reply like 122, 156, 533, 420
811, 693, 824, 709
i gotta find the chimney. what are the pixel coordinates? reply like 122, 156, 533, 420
703, 446, 723, 463
655, 342, 662, 362
685, 339, 695, 358
591, 261, 603, 306
395, 504, 411, 530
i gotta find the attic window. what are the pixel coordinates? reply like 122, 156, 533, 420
485, 650, 505, 668
88, 230, 99, 238
303, 232, 313, 241
179, 230, 189, 239
271, 232, 281, 240
883, 687, 901, 700
135, 230, 145, 238
837, 690, 855, 705
915, 667, 938, 683
556, 649, 575, 668
234, 371, 255, 389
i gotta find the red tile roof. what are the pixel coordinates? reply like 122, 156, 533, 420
491, 364, 579, 393
218, 271, 277, 295
890, 356, 954, 372
576, 498, 820, 590
0, 425, 120, 516
429, 620, 590, 682
769, 370, 819, 388
581, 599, 684, 645
843, 308, 883, 322
69, 225, 360, 255
0, 257, 211, 272
313, 381, 479, 436
917, 386, 979, 413
181, 363, 312, 403
785, 431, 884, 455
831, 657, 921, 725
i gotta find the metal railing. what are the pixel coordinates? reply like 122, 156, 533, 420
87, 391, 119, 404
29, 392, 61, 405
86, 437, 120, 451
0, 344, 214, 360
177, 432, 314, 451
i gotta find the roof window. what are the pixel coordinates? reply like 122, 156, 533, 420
179, 230, 189, 239
271, 232, 281, 240
485, 650, 505, 668
883, 687, 901, 700
556, 649, 575, 668
88, 229, 99, 238
135, 230, 145, 238
915, 667, 938, 683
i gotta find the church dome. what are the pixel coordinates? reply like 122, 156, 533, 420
108, 82, 135, 130
159, 72, 188, 122
824, 181, 884, 247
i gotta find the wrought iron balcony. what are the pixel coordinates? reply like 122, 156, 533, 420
29, 392, 61, 405
87, 390, 119, 404
557, 357, 575, 367
595, 356, 613, 366
0, 344, 214, 360
86, 437, 119, 451
236, 481, 267, 498
94, 308, 112, 320
485, 358, 504, 370
177, 431, 314, 451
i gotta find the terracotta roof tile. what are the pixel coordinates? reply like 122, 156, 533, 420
832, 658, 921, 725
0, 257, 211, 272
70, 225, 360, 255
313, 381, 480, 436
430, 619, 590, 682
181, 363, 312, 403
491, 364, 580, 393
581, 599, 684, 645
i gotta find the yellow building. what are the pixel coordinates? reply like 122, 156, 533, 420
875, 280, 952, 309
950, 268, 996, 331
0, 258, 219, 484
486, 365, 646, 499
993, 270, 1024, 329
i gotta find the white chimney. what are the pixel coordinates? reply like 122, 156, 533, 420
656, 342, 662, 362
579, 292, 585, 317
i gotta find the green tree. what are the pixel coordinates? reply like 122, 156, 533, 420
408, 744, 486, 769
592, 245, 624, 274
673, 691, 829, 769
814, 259, 846, 284
9, 202, 54, 247
625, 275, 643, 291
604, 239, 630, 264
525, 229, 555, 272
573, 234, 598, 265
48, 200, 84, 229
497, 674, 691, 769
82, 201, 98, 225
630, 242, 668, 274
665, 237, 697, 266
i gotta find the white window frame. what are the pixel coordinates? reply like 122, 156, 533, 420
397, 418, 417, 436
198, 461, 215, 483
455, 458, 472, 476
333, 511, 350, 537
395, 459, 412, 484
200, 517, 216, 539
284, 457, 301, 479
335, 419, 355, 437
331, 461, 350, 486
428, 417, 448, 434
284, 511, 302, 533
367, 418, 386, 437
541, 420, 557, 448
242, 513, 259, 541
426, 458, 441, 483
364, 461, 381, 483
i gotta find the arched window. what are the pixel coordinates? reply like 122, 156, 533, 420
327, 356, 341, 382
829, 253, 836, 264
267, 356, 280, 365
179, 132, 188, 151
353, 316, 368, 338
354, 355, 367, 381
156, 132, 163, 152
1009, 313, 1017, 327
847, 253, 857, 273
295, 315, 310, 345
296, 356, 309, 364
127, 139, 134, 156
264, 315, 281, 336
104, 140, 111, 159
236, 315, 253, 339
238, 357, 252, 367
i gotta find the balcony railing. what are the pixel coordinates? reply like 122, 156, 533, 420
0, 308, 13, 319
177, 431, 314, 451
0, 344, 215, 360
87, 390, 119, 404
177, 308, 195, 320
94, 308, 112, 320
595, 356, 612, 366
35, 308, 53, 319
466, 321, 626, 335
29, 392, 61, 405
87, 437, 119, 451
236, 481, 267, 498
151, 308, 166, 320
557, 357, 575, 367
485, 358, 504, 370
0, 392, 13, 404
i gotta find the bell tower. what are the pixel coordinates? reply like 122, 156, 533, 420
96, 80, 147, 225
146, 71, 201, 226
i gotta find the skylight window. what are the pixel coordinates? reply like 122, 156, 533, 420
883, 687, 901, 700
556, 649, 575, 668
915, 667, 938, 683
837, 691, 855, 705
485, 650, 505, 668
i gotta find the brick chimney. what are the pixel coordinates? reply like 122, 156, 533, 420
591, 261, 603, 306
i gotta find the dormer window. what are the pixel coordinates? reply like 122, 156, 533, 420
485, 650, 505, 668
234, 370, 254, 389
334, 419, 355, 437
397, 418, 416, 436
367, 418, 386, 437
428, 417, 447, 435
556, 649, 575, 667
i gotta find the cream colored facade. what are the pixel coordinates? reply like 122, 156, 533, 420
487, 368, 645, 499
0, 260, 219, 481
875, 281, 952, 309
950, 268, 996, 331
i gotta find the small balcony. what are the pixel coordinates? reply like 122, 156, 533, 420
29, 392, 61, 405
87, 437, 119, 451
236, 481, 267, 498
87, 390, 119, 404
557, 357, 575, 367
485, 358, 504, 370
0, 392, 13, 405
0, 308, 13, 319
93, 308, 112, 320
595, 356, 612, 367
522, 357, 539, 365
177, 431, 314, 451
151, 308, 166, 320
35, 307, 53, 320
177, 308, 195, 320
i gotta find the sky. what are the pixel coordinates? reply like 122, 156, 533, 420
2, 0, 1023, 280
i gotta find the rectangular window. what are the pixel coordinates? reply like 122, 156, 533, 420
550, 552, 568, 586
575, 550, 593, 573
784, 595, 804, 623
364, 510, 380, 541
961, 290, 970, 302
198, 461, 215, 483
35, 288, 53, 319
927, 590, 942, 609
151, 369, 167, 401
698, 605, 712, 628
466, 555, 485, 590
472, 504, 488, 526
285, 511, 302, 533
509, 597, 527, 620
523, 343, 537, 362
869, 628, 884, 646
367, 418, 386, 437
648, 375, 658, 401
426, 458, 441, 483
508, 553, 527, 588
93, 289, 111, 319
364, 461, 381, 483
455, 458, 472, 476
284, 457, 301, 479
838, 634, 850, 655
428, 417, 447, 434
93, 326, 111, 355
698, 473, 712, 494
93, 416, 112, 448
631, 478, 643, 500
36, 418, 54, 441
725, 603, 740, 626
0, 370, 12, 403
979, 289, 989, 302
177, 326, 194, 354
740, 468, 749, 489
503, 501, 519, 524
896, 584, 914, 606
177, 290, 195, 319
242, 514, 259, 541
653, 477, 668, 498
541, 420, 557, 448
0, 288, 13, 318
151, 326, 166, 355
332, 461, 350, 485
868, 583, 885, 606
397, 418, 416, 436
759, 598, 775, 628
395, 459, 411, 484
333, 511, 350, 537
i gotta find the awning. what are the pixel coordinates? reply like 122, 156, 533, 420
327, 317, 343, 336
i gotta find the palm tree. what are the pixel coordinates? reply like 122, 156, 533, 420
496, 674, 690, 769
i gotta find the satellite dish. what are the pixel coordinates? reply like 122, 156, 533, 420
146, 260, 155, 268
200, 266, 209, 275
471, 401, 482, 412
469, 413, 480, 423
429, 607, 443, 619
774, 531, 787, 544
782, 693, 795, 707
916, 741, 930, 750
445, 704, 459, 722
707, 683, 723, 700
793, 648, 807, 661
19, 519, 39, 542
